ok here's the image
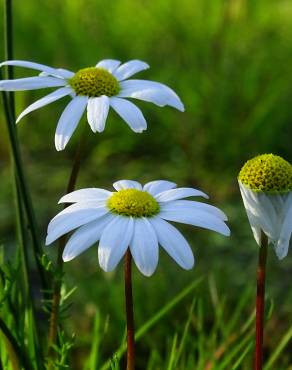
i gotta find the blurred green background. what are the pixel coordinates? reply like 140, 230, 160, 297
1, 0, 292, 368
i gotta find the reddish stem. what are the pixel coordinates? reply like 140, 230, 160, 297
124, 249, 135, 370
48, 131, 86, 356
254, 232, 268, 370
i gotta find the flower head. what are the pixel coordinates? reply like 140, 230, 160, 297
0, 59, 184, 151
46, 180, 230, 276
238, 154, 292, 259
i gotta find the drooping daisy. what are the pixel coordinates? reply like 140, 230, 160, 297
46, 180, 230, 276
238, 154, 292, 259
0, 59, 184, 151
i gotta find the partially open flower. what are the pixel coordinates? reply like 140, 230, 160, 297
46, 180, 230, 276
0, 59, 184, 151
238, 154, 292, 259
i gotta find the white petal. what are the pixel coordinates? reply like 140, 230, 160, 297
55, 96, 88, 151
110, 97, 147, 133
159, 203, 230, 236
63, 214, 115, 261
143, 180, 177, 196
155, 187, 209, 202
87, 95, 109, 133
113, 60, 149, 81
130, 218, 158, 276
96, 59, 121, 73
149, 217, 194, 269
113, 180, 142, 191
46, 202, 108, 245
55, 68, 75, 79
118, 79, 184, 111
0, 76, 67, 91
239, 182, 277, 244
98, 216, 134, 272
59, 188, 112, 204
160, 200, 228, 221
276, 194, 292, 259
16, 87, 73, 123
0, 60, 73, 79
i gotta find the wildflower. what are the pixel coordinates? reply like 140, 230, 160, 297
0, 60, 184, 150
238, 154, 292, 259
46, 180, 230, 276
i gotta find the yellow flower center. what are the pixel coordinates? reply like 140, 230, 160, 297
69, 67, 120, 97
107, 189, 160, 217
238, 154, 292, 193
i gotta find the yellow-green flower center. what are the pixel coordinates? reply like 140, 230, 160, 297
238, 154, 292, 193
107, 189, 160, 217
69, 67, 120, 97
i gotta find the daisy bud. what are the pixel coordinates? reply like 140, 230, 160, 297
238, 154, 292, 259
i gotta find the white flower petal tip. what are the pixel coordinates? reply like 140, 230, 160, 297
155, 188, 209, 202
45, 235, 52, 246
0, 60, 74, 79
16, 87, 73, 123
113, 180, 142, 191
118, 79, 185, 112
113, 60, 150, 81
110, 97, 147, 133
96, 59, 121, 73
239, 181, 292, 259
46, 180, 229, 274
87, 96, 110, 133
54, 96, 88, 151
58, 188, 112, 204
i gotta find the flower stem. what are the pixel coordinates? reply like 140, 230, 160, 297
1, 0, 48, 292
124, 249, 135, 370
254, 232, 268, 370
47, 131, 86, 355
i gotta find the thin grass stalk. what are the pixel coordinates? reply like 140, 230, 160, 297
47, 130, 86, 355
4, 0, 14, 115
0, 317, 34, 370
124, 249, 135, 370
15, 185, 45, 370
1, 0, 48, 291
254, 232, 268, 370
99, 277, 203, 370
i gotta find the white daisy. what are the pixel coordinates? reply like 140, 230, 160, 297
45, 180, 230, 276
0, 59, 184, 151
238, 154, 292, 259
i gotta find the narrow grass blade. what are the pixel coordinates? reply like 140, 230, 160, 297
0, 317, 33, 370
167, 333, 178, 370
99, 277, 203, 370
264, 324, 292, 370
86, 310, 101, 370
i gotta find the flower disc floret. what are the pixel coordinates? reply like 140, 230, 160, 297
238, 154, 292, 193
107, 189, 160, 217
69, 67, 120, 97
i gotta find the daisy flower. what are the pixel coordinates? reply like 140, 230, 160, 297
46, 180, 230, 276
0, 59, 184, 151
238, 154, 292, 259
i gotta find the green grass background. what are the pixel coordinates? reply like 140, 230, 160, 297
0, 0, 292, 368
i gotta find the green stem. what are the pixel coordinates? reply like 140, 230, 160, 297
15, 185, 45, 370
1, 0, 48, 292
4, 0, 15, 116
0, 316, 34, 370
